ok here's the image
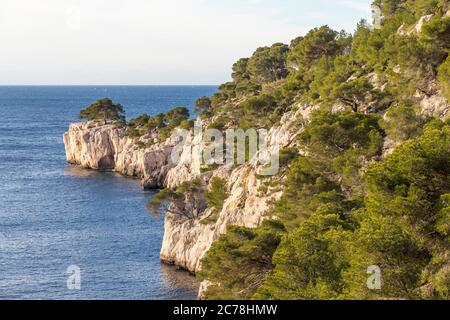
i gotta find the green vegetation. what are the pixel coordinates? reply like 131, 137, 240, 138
421, 15, 450, 49
438, 55, 450, 100
254, 206, 353, 299
247, 43, 289, 83
147, 178, 203, 215
147, 188, 181, 215
340, 121, 450, 299
205, 177, 229, 213
288, 26, 349, 71
380, 105, 426, 141
127, 106, 190, 141
79, 98, 125, 124
199, 3, 435, 129
201, 177, 229, 224
202, 118, 450, 300
72, 0, 448, 301
267, 121, 449, 300
298, 110, 383, 158
239, 94, 278, 128
278, 147, 299, 168
197, 0, 450, 300
199, 220, 286, 299
195, 96, 212, 116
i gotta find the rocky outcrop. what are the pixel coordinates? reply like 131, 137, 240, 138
418, 93, 450, 120
63, 107, 304, 277
159, 108, 303, 273
398, 14, 434, 35
63, 92, 447, 297
63, 121, 175, 188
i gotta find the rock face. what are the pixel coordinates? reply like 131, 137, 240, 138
63, 121, 175, 188
63, 109, 303, 276
63, 93, 448, 296
419, 93, 450, 120
159, 108, 303, 273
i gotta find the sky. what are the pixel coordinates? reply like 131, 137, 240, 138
0, 0, 373, 85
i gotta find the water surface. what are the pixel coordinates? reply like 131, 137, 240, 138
0, 86, 217, 299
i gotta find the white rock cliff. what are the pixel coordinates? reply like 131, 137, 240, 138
63, 109, 303, 277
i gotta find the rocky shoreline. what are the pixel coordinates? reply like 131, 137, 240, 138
62, 84, 449, 296
63, 108, 303, 294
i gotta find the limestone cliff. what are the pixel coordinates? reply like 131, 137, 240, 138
63, 88, 447, 286
63, 121, 175, 188
63, 107, 304, 276
159, 107, 304, 272
63, 4, 450, 299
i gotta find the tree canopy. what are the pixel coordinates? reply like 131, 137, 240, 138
167, 0, 450, 300
79, 98, 125, 124
127, 106, 190, 141
288, 26, 350, 71
195, 96, 212, 114
247, 43, 289, 83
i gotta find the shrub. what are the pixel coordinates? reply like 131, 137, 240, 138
288, 26, 349, 71
199, 220, 286, 300
208, 118, 227, 131
205, 178, 229, 213
126, 127, 143, 138
239, 94, 278, 128
258, 121, 450, 300
299, 110, 384, 158
147, 189, 180, 215
79, 98, 125, 124
195, 96, 212, 114
179, 119, 195, 130
164, 107, 190, 127
343, 121, 450, 299
247, 43, 289, 83
147, 178, 203, 215
380, 105, 426, 141
255, 206, 352, 299
438, 55, 450, 100
279, 147, 299, 167
421, 15, 450, 49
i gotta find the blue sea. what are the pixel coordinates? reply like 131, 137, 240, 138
0, 86, 217, 300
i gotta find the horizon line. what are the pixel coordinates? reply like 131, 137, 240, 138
0, 84, 220, 87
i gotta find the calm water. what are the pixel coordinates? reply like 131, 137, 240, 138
0, 86, 217, 299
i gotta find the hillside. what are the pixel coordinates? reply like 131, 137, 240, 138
64, 0, 450, 300
192, 0, 450, 300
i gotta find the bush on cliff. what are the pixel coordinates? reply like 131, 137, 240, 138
198, 220, 286, 300
79, 98, 125, 124
195, 96, 212, 115
190, 0, 450, 300
147, 178, 203, 216
205, 177, 229, 214
379, 105, 426, 141
288, 26, 350, 71
127, 106, 190, 141
147, 189, 181, 216
254, 205, 353, 300
257, 121, 450, 300
201, 177, 229, 224
438, 55, 450, 100
247, 43, 289, 83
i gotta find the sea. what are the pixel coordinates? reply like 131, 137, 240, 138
0, 85, 217, 299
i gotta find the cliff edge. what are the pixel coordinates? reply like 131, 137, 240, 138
63, 109, 303, 276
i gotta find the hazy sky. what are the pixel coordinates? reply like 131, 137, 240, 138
0, 0, 373, 85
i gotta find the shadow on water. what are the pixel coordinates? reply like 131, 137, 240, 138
64, 165, 136, 180
0, 86, 218, 299
63, 164, 200, 299
160, 264, 200, 300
